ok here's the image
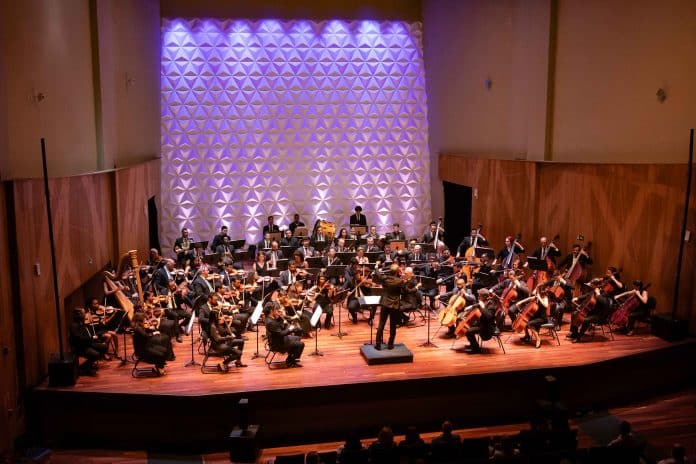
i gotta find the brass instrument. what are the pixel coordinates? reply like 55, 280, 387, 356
318, 220, 336, 242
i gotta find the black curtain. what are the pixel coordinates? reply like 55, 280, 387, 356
148, 196, 161, 252
443, 181, 472, 253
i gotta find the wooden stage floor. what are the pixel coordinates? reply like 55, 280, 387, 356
39, 307, 688, 396
33, 307, 696, 451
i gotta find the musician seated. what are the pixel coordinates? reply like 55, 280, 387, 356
385, 223, 406, 243
265, 302, 305, 367
361, 225, 379, 241
409, 244, 425, 263
86, 297, 119, 357
400, 267, 423, 325
265, 241, 284, 269
69, 308, 108, 375
197, 293, 218, 335
280, 262, 303, 288
355, 247, 369, 265
440, 278, 475, 338
165, 281, 193, 342
215, 235, 235, 257
209, 312, 247, 371
335, 237, 352, 253
280, 229, 299, 248
567, 271, 620, 343
298, 238, 316, 259
288, 213, 305, 234
257, 232, 273, 252
519, 288, 552, 349
214, 286, 250, 334
152, 258, 175, 295
322, 247, 341, 269
173, 227, 195, 266
364, 236, 381, 253
461, 289, 496, 354
132, 312, 169, 375
334, 227, 349, 245
614, 280, 650, 336
209, 225, 229, 252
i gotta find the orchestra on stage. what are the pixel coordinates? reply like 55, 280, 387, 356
71, 208, 655, 376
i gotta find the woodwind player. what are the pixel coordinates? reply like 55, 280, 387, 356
173, 227, 195, 266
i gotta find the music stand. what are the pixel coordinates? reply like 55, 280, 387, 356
344, 239, 357, 250
269, 232, 282, 242
250, 302, 264, 359
231, 239, 246, 250
184, 312, 200, 367
418, 243, 435, 254
475, 246, 495, 258
358, 295, 381, 345
337, 252, 356, 265
526, 257, 549, 272
330, 288, 349, 338
280, 246, 295, 258
309, 306, 324, 356
351, 225, 367, 236
193, 240, 208, 250
416, 276, 438, 348
294, 227, 308, 237
306, 256, 323, 268
202, 253, 220, 266
366, 251, 381, 263
390, 240, 406, 251
269, 268, 282, 278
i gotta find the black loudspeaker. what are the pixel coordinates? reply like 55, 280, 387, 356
651, 314, 688, 341
239, 398, 249, 430
48, 352, 78, 387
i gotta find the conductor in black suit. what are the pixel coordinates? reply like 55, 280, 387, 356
372, 264, 409, 350
349, 205, 368, 227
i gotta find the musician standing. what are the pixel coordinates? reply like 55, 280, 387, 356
494, 236, 525, 269
455, 228, 488, 258
529, 236, 561, 265
350, 205, 368, 227
265, 302, 305, 367
288, 213, 305, 234
385, 223, 406, 242
263, 215, 279, 234
372, 264, 409, 350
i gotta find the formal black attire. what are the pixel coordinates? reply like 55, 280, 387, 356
152, 266, 172, 295
69, 321, 107, 367
280, 236, 299, 248
265, 315, 304, 364
210, 233, 228, 252
529, 245, 561, 265
559, 251, 593, 270
173, 236, 195, 265
455, 235, 489, 257
349, 212, 367, 227
257, 238, 273, 251
496, 244, 525, 268
288, 220, 305, 234
209, 321, 244, 365
464, 300, 496, 352
262, 224, 279, 234
385, 231, 406, 242
215, 243, 234, 257
343, 266, 369, 323
430, 432, 462, 462
133, 324, 169, 368
373, 272, 408, 349
265, 249, 284, 268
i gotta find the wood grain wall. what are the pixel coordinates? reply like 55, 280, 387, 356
440, 155, 696, 332
0, 184, 21, 455
115, 158, 159, 263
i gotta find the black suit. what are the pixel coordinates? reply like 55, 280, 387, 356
191, 275, 214, 301
373, 272, 408, 348
349, 213, 367, 226
258, 239, 273, 250
280, 237, 299, 248
265, 315, 304, 363
210, 233, 228, 251
262, 224, 279, 234
152, 266, 172, 295
386, 231, 406, 242
215, 244, 234, 256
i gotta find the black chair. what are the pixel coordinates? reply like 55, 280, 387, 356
131, 353, 161, 378
264, 340, 289, 369
634, 296, 657, 331
589, 316, 615, 340
539, 321, 561, 346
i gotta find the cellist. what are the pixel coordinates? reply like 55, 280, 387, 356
567, 266, 623, 343
491, 269, 529, 332
439, 278, 475, 339
614, 280, 649, 336
460, 288, 496, 354
519, 286, 552, 349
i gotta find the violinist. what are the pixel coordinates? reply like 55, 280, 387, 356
455, 228, 488, 258
376, 243, 396, 269
209, 312, 247, 371
265, 302, 305, 367
198, 293, 219, 335
493, 236, 525, 269
400, 267, 423, 325
86, 297, 119, 357
69, 308, 108, 374
308, 274, 335, 329
152, 258, 175, 295
461, 288, 496, 354
165, 280, 192, 342
365, 236, 381, 253
191, 266, 215, 301
142, 292, 176, 356
322, 247, 341, 269
280, 262, 302, 288
614, 280, 649, 336
439, 278, 476, 338
132, 312, 169, 375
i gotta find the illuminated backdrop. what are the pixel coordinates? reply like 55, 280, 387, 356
161, 18, 431, 252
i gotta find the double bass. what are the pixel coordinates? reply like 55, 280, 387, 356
463, 224, 483, 282
527, 234, 559, 290
565, 241, 592, 285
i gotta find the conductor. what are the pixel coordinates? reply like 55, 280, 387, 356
373, 264, 410, 350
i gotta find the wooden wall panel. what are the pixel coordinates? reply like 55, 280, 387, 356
439, 155, 696, 332
115, 158, 159, 263
0, 183, 21, 454
13, 173, 115, 386
439, 157, 538, 258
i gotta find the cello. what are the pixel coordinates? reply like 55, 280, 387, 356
454, 303, 482, 337
610, 283, 650, 326
439, 291, 467, 326
510, 295, 538, 333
